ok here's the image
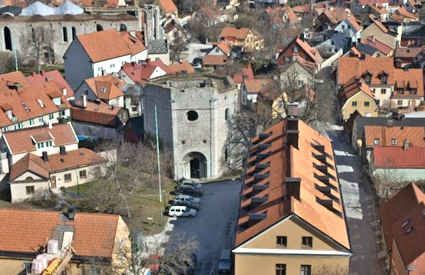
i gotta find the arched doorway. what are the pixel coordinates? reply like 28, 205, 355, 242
96, 24, 103, 32
184, 152, 207, 179
120, 24, 127, 32
4, 26, 12, 51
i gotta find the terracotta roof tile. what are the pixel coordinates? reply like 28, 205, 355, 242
233, 64, 254, 84
373, 146, 425, 168
244, 78, 273, 94
27, 70, 74, 100
84, 75, 125, 101
77, 30, 145, 63
346, 15, 363, 32
71, 100, 124, 127
121, 59, 170, 84
365, 125, 425, 147
203, 55, 228, 66
167, 61, 195, 74
215, 41, 232, 56
219, 27, 250, 40
362, 36, 393, 55
380, 184, 425, 266
158, 0, 177, 14
235, 119, 350, 251
3, 123, 78, 155
0, 72, 69, 128
0, 209, 120, 258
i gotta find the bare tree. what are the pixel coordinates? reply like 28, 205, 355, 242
20, 25, 55, 72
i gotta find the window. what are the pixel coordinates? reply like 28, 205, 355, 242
381, 89, 386, 94
364, 101, 370, 107
276, 264, 286, 275
300, 265, 312, 275
49, 113, 54, 120
26, 186, 35, 195
374, 138, 380, 145
110, 63, 115, 69
225, 108, 229, 121
79, 170, 87, 179
351, 101, 357, 107
276, 236, 287, 247
294, 46, 298, 53
392, 138, 397, 145
30, 119, 34, 125
72, 26, 76, 40
187, 110, 199, 121
51, 177, 56, 189
372, 89, 375, 93
397, 100, 403, 105
64, 173, 72, 182
62, 26, 68, 42
302, 236, 312, 248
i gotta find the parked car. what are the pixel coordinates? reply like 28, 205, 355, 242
217, 249, 231, 274
168, 206, 197, 217
169, 198, 200, 210
175, 185, 203, 197
175, 194, 201, 203
179, 178, 203, 190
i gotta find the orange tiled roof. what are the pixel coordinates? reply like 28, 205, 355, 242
0, 72, 69, 128
27, 71, 74, 100
0, 209, 120, 258
346, 15, 363, 32
362, 36, 393, 55
396, 6, 418, 20
233, 63, 254, 84
71, 100, 124, 127
10, 148, 105, 181
215, 41, 232, 56
121, 59, 170, 84
364, 125, 425, 147
203, 55, 228, 66
338, 78, 375, 104
219, 27, 250, 40
244, 78, 273, 94
3, 123, 78, 155
158, 0, 177, 14
235, 119, 350, 251
337, 56, 424, 97
77, 30, 145, 63
380, 184, 425, 267
373, 146, 425, 168
84, 75, 125, 101
168, 61, 195, 74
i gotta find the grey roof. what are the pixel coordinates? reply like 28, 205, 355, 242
21, 1, 56, 16
356, 43, 378, 56
148, 39, 168, 54
56, 1, 83, 15
20, 0, 83, 16
0, 5, 22, 16
330, 32, 351, 52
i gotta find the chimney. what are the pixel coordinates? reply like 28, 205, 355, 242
285, 177, 301, 200
60, 146, 66, 155
82, 95, 87, 108
42, 151, 48, 162
62, 88, 67, 96
286, 118, 299, 149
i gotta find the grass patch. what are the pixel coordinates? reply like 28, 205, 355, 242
64, 176, 175, 235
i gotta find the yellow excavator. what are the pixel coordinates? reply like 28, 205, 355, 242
41, 246, 74, 275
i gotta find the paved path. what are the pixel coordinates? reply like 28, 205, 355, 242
327, 128, 385, 275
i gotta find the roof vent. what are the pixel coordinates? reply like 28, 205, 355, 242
248, 212, 267, 221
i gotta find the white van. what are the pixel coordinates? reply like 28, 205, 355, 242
168, 206, 197, 217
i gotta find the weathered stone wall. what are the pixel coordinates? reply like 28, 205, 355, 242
0, 14, 140, 64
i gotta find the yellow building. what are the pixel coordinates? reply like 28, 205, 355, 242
218, 27, 264, 52
339, 78, 378, 121
0, 209, 131, 274
233, 118, 351, 275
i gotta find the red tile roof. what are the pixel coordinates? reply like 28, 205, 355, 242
215, 41, 232, 56
338, 78, 375, 104
0, 209, 120, 258
71, 100, 125, 127
365, 125, 425, 147
235, 119, 350, 251
84, 75, 125, 101
233, 63, 254, 84
3, 123, 78, 155
219, 27, 250, 40
203, 55, 228, 66
0, 72, 69, 128
77, 30, 145, 63
121, 59, 170, 84
358, 0, 388, 6
346, 15, 363, 32
337, 56, 424, 97
380, 184, 425, 268
167, 61, 195, 74
362, 36, 393, 55
10, 148, 105, 181
158, 0, 177, 14
27, 70, 74, 100
244, 78, 273, 94
373, 146, 425, 168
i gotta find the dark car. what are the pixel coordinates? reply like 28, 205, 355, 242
175, 185, 203, 197
217, 249, 231, 274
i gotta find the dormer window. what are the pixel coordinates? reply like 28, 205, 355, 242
100, 87, 107, 93
378, 72, 388, 84
363, 72, 372, 84
52, 97, 61, 106
62, 88, 67, 96
37, 99, 45, 108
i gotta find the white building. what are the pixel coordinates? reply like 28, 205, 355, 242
64, 29, 148, 90
0, 123, 106, 202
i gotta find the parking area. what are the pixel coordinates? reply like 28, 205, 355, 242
168, 180, 242, 275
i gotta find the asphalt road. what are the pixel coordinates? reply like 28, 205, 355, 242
327, 128, 385, 275
168, 180, 242, 275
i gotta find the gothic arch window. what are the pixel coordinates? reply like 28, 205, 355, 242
96, 24, 103, 32
4, 26, 12, 51
120, 24, 127, 32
